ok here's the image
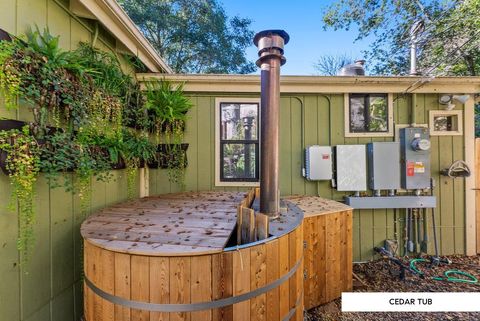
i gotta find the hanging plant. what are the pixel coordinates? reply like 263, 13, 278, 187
145, 80, 192, 187
121, 129, 156, 199
0, 39, 22, 109
0, 126, 40, 264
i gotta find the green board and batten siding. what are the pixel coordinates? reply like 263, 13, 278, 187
0, 1, 140, 321
149, 93, 466, 261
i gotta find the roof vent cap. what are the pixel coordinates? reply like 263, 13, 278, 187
337, 59, 366, 76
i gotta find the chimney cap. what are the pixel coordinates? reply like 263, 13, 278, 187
253, 30, 290, 46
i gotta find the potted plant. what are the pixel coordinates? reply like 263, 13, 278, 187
145, 80, 192, 187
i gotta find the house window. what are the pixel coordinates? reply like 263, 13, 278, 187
429, 110, 463, 136
344, 93, 394, 137
215, 98, 260, 186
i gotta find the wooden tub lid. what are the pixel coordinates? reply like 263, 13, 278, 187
81, 191, 246, 256
284, 196, 353, 218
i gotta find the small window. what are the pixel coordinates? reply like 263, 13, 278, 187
345, 93, 393, 137
215, 98, 260, 186
429, 110, 463, 136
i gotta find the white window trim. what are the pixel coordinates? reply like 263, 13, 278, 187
344, 93, 394, 137
429, 110, 463, 136
215, 97, 260, 187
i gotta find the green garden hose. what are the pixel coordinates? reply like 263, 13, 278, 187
432, 270, 478, 284
410, 258, 478, 284
410, 258, 428, 275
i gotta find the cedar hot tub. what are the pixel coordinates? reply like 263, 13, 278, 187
81, 191, 304, 321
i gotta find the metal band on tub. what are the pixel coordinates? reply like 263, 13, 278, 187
84, 256, 302, 314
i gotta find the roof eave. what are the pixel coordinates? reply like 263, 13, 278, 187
137, 74, 480, 94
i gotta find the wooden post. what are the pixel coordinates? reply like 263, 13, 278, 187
476, 138, 480, 254
465, 99, 476, 255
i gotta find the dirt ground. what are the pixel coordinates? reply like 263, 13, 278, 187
305, 255, 480, 321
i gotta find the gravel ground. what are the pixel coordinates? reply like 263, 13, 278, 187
305, 255, 480, 321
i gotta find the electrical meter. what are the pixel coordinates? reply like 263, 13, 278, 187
400, 127, 431, 190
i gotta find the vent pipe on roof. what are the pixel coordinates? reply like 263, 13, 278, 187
410, 20, 424, 76
254, 30, 289, 218
337, 59, 366, 76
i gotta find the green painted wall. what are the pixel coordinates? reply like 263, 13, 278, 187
150, 93, 466, 262
0, 1, 141, 320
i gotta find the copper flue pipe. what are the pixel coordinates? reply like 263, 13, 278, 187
254, 30, 289, 217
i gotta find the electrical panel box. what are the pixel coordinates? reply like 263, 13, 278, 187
305, 145, 332, 180
336, 145, 367, 191
400, 127, 431, 190
367, 142, 401, 190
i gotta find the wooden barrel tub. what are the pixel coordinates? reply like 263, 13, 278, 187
286, 196, 353, 310
81, 191, 304, 321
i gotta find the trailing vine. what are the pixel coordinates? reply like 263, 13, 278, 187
0, 126, 39, 265
0, 40, 21, 109
0, 27, 192, 261
145, 80, 192, 188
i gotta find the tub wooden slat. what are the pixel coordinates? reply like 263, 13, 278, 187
289, 229, 298, 313
233, 248, 251, 321
92, 244, 103, 321
316, 215, 327, 305
278, 234, 290, 320
295, 225, 304, 321
345, 211, 353, 291
265, 239, 279, 321
114, 253, 131, 321
84, 241, 94, 321
170, 257, 191, 321
149, 257, 169, 321
101, 250, 115, 321
131, 256, 150, 321
250, 244, 267, 321
191, 255, 212, 321
212, 252, 233, 321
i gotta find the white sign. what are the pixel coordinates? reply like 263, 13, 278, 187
342, 292, 480, 312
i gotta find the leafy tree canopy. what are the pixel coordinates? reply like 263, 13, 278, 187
314, 53, 354, 75
119, 0, 256, 74
322, 0, 480, 75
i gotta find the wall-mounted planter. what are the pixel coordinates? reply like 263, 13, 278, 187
0, 138, 45, 175
0, 119, 27, 131
111, 157, 126, 170
147, 143, 188, 169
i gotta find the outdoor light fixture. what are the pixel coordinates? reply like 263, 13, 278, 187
438, 94, 470, 110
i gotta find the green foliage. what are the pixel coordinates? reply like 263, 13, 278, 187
0, 126, 40, 265
145, 80, 192, 187
0, 27, 193, 261
0, 40, 21, 109
118, 0, 255, 74
39, 131, 78, 187
322, 0, 480, 76
121, 129, 156, 198
145, 80, 192, 136
25, 26, 83, 73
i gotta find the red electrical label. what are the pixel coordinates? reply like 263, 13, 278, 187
322, 154, 330, 160
407, 162, 415, 176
